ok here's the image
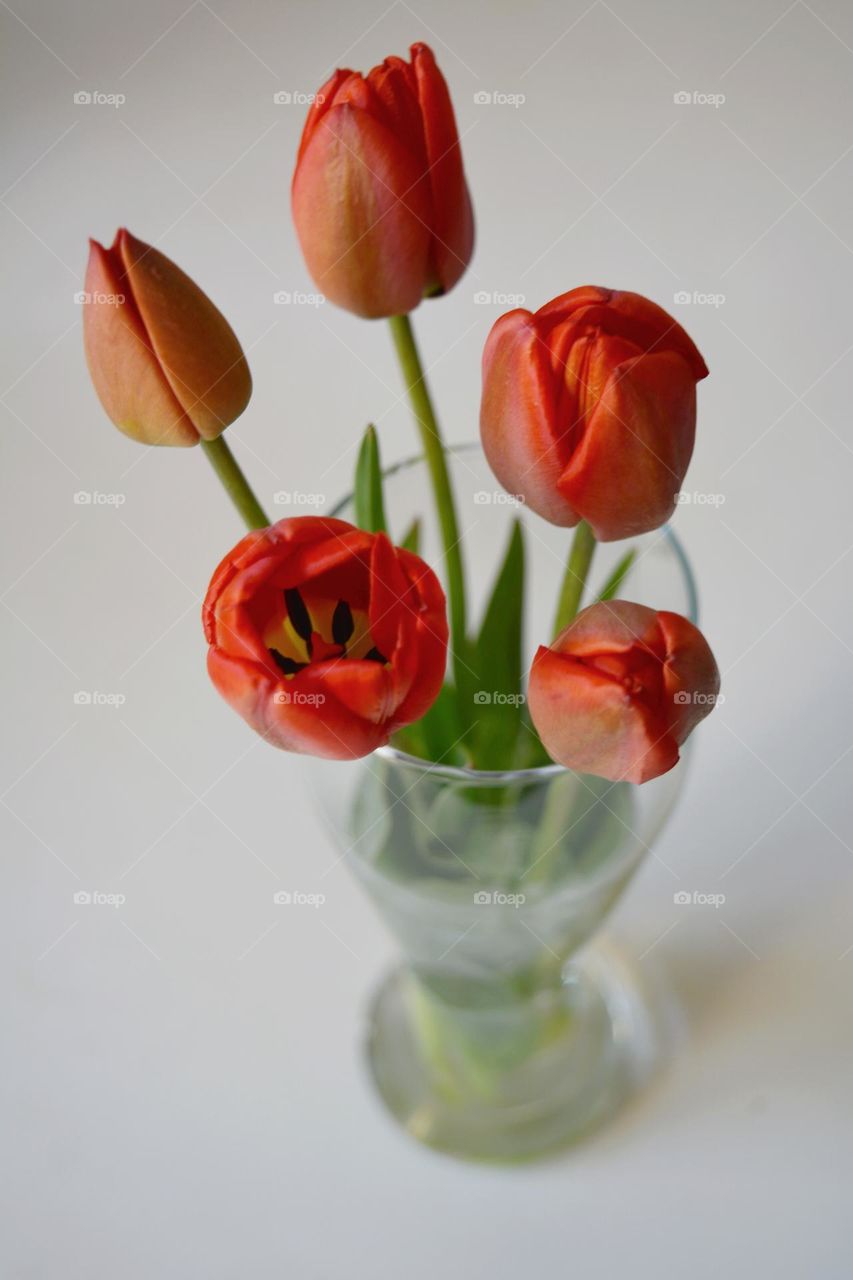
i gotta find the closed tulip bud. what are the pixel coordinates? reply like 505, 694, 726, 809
480, 287, 708, 540
203, 517, 448, 760
292, 42, 474, 319
528, 600, 720, 784
83, 228, 251, 446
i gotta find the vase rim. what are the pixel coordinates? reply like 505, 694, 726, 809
332, 441, 699, 786
374, 742, 568, 784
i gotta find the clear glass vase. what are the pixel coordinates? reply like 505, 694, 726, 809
309, 446, 697, 1162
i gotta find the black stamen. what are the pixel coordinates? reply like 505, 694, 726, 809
269, 649, 307, 675
332, 599, 355, 646
284, 588, 313, 653
364, 646, 388, 664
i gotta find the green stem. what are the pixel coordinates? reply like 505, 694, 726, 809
553, 520, 596, 636
388, 313, 471, 721
201, 436, 269, 531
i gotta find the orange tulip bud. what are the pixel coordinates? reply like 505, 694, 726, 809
83, 228, 251, 446
528, 600, 720, 783
480, 287, 708, 540
292, 43, 474, 319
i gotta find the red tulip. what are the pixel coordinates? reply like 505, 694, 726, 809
528, 600, 719, 784
480, 287, 708, 540
292, 42, 474, 318
83, 228, 251, 446
202, 517, 448, 759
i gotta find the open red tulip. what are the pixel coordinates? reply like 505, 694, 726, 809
292, 42, 474, 319
203, 517, 448, 759
480, 287, 708, 540
83, 228, 251, 446
528, 600, 720, 783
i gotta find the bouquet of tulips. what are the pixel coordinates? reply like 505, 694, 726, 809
82, 42, 720, 787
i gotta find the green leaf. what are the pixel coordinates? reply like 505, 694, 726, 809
470, 520, 525, 770
353, 424, 387, 533
596, 548, 637, 602
515, 714, 553, 769
420, 682, 466, 762
399, 517, 421, 555
394, 682, 466, 766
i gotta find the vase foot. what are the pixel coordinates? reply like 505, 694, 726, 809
364, 940, 669, 1162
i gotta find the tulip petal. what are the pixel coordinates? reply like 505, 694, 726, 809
559, 350, 698, 540
117, 229, 251, 440
291, 103, 432, 318
538, 288, 708, 381
657, 610, 721, 743
411, 42, 474, 294
389, 545, 449, 725
607, 291, 709, 381
83, 238, 197, 446
535, 286, 614, 329
367, 532, 412, 658
480, 310, 578, 526
529, 644, 678, 784
368, 55, 425, 159
207, 649, 387, 760
555, 599, 662, 658
284, 527, 372, 602
296, 68, 354, 164
318, 659, 394, 725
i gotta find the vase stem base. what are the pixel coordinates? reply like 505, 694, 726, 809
364, 942, 669, 1163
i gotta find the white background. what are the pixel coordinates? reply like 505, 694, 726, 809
3, 0, 852, 1275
